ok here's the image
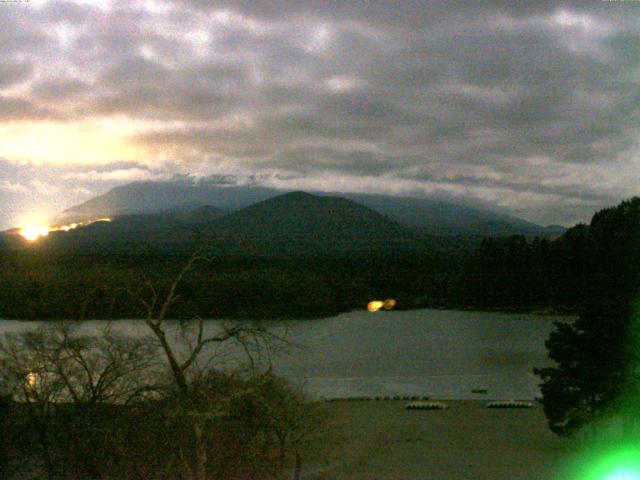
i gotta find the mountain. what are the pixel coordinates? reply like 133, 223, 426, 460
342, 193, 554, 236
540, 224, 568, 236
182, 205, 225, 224
53, 179, 563, 237
10, 192, 411, 255
211, 191, 410, 241
53, 179, 278, 225
31, 213, 197, 254
0, 207, 221, 254
200, 191, 414, 256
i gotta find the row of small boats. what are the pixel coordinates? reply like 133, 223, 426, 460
405, 400, 534, 410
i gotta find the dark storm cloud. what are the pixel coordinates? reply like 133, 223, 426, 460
1, 0, 640, 226
0, 61, 33, 88
30, 78, 90, 102
0, 95, 65, 121
405, 172, 616, 205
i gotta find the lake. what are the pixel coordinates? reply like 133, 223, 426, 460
0, 309, 565, 400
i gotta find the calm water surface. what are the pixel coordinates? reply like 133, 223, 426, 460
0, 309, 566, 400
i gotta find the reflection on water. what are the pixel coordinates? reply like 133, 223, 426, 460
0, 309, 566, 400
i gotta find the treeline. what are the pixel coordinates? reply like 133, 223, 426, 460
0, 319, 317, 479
529, 201, 640, 437
1, 197, 639, 320
0, 247, 468, 320
465, 197, 640, 312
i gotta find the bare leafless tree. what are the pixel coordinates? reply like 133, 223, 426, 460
0, 247, 310, 480
122, 248, 293, 480
0, 322, 159, 406
0, 321, 161, 479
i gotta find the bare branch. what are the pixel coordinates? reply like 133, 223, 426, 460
158, 252, 208, 322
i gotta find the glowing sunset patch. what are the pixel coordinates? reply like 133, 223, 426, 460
0, 121, 145, 166
19, 217, 112, 241
20, 224, 49, 241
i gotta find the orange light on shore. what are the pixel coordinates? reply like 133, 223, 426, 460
383, 299, 397, 310
367, 301, 385, 312
367, 299, 397, 312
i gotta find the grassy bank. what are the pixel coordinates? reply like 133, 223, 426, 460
304, 400, 577, 480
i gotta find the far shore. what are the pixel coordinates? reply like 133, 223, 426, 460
0, 304, 578, 322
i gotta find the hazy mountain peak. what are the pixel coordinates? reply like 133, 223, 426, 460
52, 179, 562, 237
212, 190, 410, 242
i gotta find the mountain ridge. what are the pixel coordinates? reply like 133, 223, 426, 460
7, 191, 412, 255
53, 180, 564, 237
210, 190, 411, 241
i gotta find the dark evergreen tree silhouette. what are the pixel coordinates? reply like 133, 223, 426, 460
535, 301, 639, 435
536, 197, 640, 436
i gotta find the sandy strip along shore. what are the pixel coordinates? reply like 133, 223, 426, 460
304, 400, 577, 480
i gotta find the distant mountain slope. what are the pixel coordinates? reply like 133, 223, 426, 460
183, 205, 225, 224
211, 191, 410, 241
53, 180, 279, 225
17, 193, 411, 255
342, 193, 555, 236
35, 213, 197, 253
52, 179, 563, 237
0, 207, 220, 254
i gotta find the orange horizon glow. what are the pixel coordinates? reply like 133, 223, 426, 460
19, 225, 49, 241
18, 217, 112, 242
0, 121, 146, 166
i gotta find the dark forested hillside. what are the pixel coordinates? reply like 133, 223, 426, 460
0, 248, 466, 320
53, 180, 561, 237
0, 197, 637, 320
8, 192, 414, 255
464, 197, 640, 311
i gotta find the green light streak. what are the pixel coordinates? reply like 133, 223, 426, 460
568, 444, 640, 480
606, 470, 640, 480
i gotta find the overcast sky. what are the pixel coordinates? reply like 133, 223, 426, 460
1, 0, 640, 229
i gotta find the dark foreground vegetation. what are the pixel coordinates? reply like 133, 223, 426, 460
0, 315, 318, 480
534, 197, 640, 438
1, 377, 313, 480
1, 198, 639, 320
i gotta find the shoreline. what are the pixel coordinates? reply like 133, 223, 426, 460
0, 304, 577, 322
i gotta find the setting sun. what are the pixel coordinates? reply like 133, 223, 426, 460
19, 224, 49, 242
18, 217, 112, 241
